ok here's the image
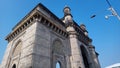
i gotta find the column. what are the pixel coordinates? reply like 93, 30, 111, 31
67, 26, 85, 68
88, 45, 101, 68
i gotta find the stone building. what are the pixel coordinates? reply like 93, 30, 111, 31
1, 3, 101, 68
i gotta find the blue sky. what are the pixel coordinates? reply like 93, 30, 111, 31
0, 0, 120, 68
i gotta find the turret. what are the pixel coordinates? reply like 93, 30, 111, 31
63, 6, 71, 16
80, 24, 88, 36
63, 6, 73, 26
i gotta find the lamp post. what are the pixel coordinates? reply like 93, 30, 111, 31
105, 0, 120, 20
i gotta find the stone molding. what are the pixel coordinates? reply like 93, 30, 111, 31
5, 4, 69, 42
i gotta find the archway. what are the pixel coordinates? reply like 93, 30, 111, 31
56, 62, 61, 68
52, 39, 65, 68
12, 64, 16, 68
80, 45, 90, 68
52, 39, 64, 55
9, 40, 22, 68
12, 40, 22, 57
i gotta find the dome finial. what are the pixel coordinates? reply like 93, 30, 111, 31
80, 23, 86, 31
63, 5, 71, 16
80, 23, 89, 36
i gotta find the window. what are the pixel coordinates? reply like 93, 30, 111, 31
56, 62, 61, 68
52, 40, 64, 55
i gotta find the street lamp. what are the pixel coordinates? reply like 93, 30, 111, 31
105, 0, 120, 20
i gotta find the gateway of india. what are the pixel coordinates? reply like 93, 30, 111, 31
1, 3, 101, 68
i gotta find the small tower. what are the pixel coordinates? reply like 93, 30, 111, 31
80, 24, 88, 36
64, 6, 71, 16
62, 5, 101, 68
63, 6, 73, 26
63, 6, 86, 68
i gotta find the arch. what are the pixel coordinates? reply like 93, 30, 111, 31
80, 45, 90, 68
8, 40, 22, 68
7, 40, 22, 68
51, 38, 66, 68
12, 64, 16, 68
12, 40, 22, 57
52, 39, 64, 55
56, 61, 61, 68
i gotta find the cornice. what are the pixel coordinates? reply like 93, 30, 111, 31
5, 3, 91, 45
5, 3, 69, 42
6, 10, 68, 42
5, 11, 39, 42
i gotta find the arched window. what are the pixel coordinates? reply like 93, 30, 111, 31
12, 64, 16, 68
52, 39, 64, 55
52, 39, 64, 68
80, 45, 90, 68
13, 41, 22, 57
56, 62, 61, 68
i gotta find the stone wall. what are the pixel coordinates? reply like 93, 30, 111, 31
32, 19, 70, 68
1, 22, 37, 68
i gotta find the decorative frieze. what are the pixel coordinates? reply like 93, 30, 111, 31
6, 12, 38, 42
36, 13, 68, 38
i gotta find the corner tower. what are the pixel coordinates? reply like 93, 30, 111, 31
62, 6, 101, 68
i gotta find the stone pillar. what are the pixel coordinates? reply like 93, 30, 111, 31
88, 45, 101, 68
65, 55, 71, 68
67, 26, 85, 68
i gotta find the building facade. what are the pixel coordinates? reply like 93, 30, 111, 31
1, 3, 100, 68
